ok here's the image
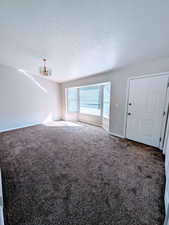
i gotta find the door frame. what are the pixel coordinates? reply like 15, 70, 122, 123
124, 72, 169, 149
163, 88, 169, 154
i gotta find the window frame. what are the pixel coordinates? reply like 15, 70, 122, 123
102, 83, 111, 119
66, 83, 111, 118
66, 87, 78, 113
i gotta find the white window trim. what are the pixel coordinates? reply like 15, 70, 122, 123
66, 82, 111, 120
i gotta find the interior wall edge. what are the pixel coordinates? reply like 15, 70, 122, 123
0, 118, 61, 134
0, 122, 41, 133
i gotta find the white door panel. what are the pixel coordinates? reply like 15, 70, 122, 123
126, 76, 168, 148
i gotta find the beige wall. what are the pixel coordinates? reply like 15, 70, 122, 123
61, 57, 169, 137
0, 64, 61, 132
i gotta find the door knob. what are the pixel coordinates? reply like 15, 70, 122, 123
129, 103, 132, 106
128, 112, 131, 116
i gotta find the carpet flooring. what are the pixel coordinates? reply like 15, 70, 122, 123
0, 121, 165, 225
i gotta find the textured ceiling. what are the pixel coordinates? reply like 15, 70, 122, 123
0, 0, 169, 82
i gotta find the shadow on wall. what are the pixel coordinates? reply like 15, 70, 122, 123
0, 63, 48, 93
0, 64, 57, 132
18, 69, 48, 93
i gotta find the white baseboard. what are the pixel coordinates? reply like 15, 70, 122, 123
109, 132, 125, 139
0, 118, 61, 134
0, 122, 41, 133
79, 119, 102, 127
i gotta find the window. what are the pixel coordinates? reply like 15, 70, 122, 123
67, 88, 78, 112
80, 86, 101, 116
66, 83, 111, 118
103, 84, 111, 118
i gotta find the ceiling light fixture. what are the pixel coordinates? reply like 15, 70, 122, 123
39, 58, 52, 76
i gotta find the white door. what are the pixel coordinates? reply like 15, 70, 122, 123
126, 76, 168, 148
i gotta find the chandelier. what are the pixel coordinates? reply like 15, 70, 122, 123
39, 58, 52, 76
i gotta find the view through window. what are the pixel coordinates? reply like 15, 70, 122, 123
67, 83, 110, 117
80, 86, 101, 116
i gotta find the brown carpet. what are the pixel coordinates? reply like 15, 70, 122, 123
0, 121, 165, 225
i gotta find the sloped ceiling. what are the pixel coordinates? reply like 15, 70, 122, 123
0, 0, 169, 82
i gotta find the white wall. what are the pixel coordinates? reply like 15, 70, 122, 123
164, 116, 169, 224
0, 64, 61, 132
165, 135, 169, 211
0, 170, 4, 225
61, 57, 169, 137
